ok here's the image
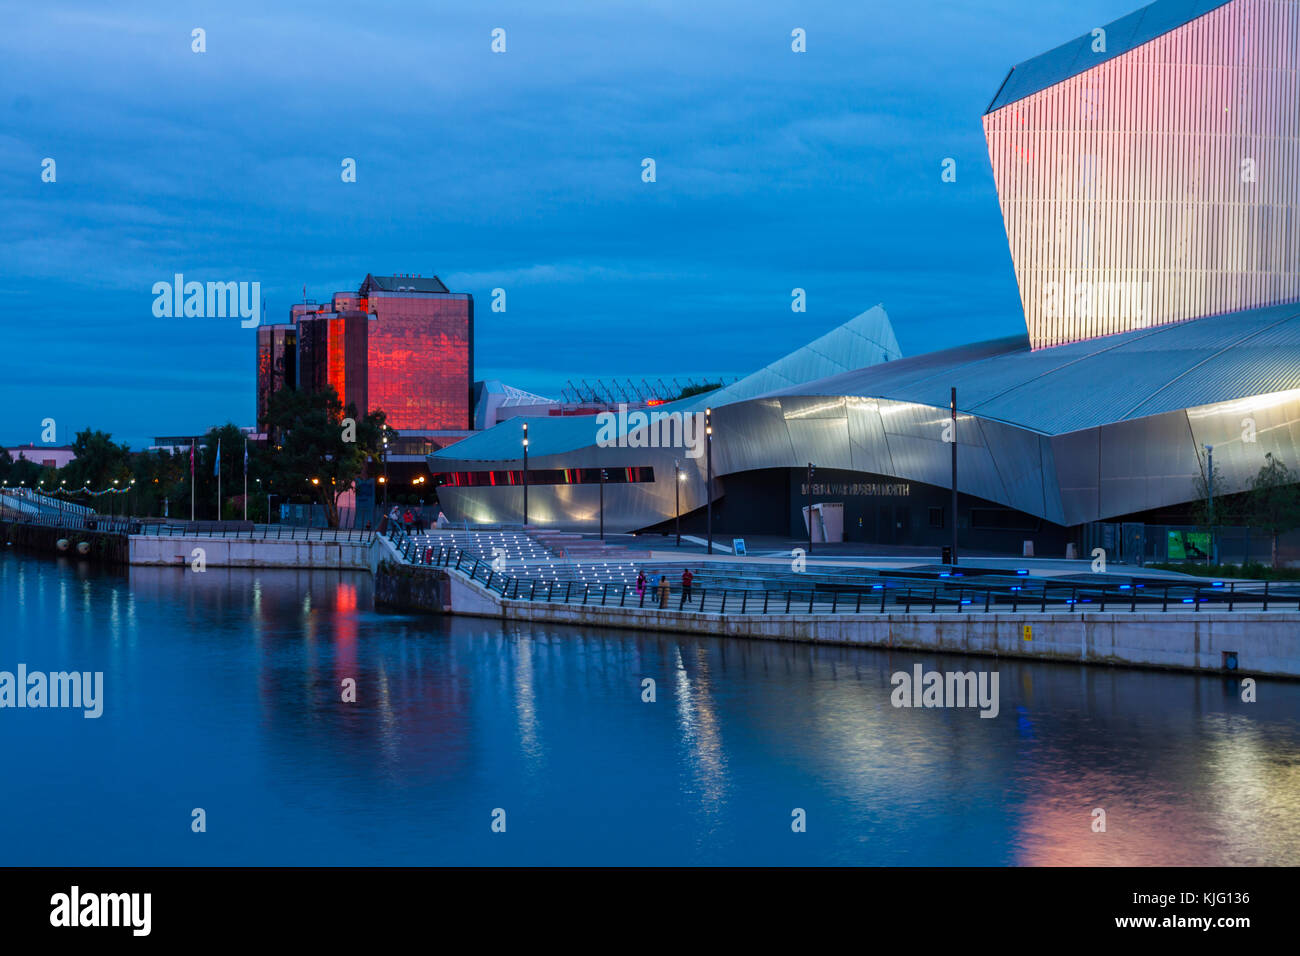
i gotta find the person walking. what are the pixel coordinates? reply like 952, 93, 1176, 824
403, 508, 414, 534
635, 570, 647, 603
657, 574, 670, 609
681, 568, 694, 604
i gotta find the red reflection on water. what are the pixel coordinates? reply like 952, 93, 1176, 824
334, 582, 357, 681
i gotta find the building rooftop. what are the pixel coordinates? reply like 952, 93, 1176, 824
775, 301, 1300, 435
986, 0, 1233, 113
433, 306, 901, 461
359, 274, 450, 295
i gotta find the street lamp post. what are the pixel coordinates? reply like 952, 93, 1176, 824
522, 422, 529, 527
599, 468, 607, 542
1205, 443, 1215, 565
382, 429, 389, 506
705, 407, 713, 555
950, 386, 959, 567
674, 458, 681, 547
806, 462, 815, 554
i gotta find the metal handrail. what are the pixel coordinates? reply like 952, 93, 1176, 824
379, 526, 1290, 616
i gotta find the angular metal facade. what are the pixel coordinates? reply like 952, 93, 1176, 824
984, 0, 1300, 349
430, 301, 1300, 533
430, 2, 1300, 539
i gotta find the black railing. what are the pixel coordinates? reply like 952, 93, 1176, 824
139, 524, 374, 543
0, 509, 374, 543
382, 527, 1294, 615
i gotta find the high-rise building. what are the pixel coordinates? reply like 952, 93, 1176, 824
361, 274, 474, 431
295, 309, 369, 414
254, 274, 474, 432
255, 323, 297, 428
984, 0, 1300, 349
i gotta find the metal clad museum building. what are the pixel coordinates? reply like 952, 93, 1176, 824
431, 0, 1300, 550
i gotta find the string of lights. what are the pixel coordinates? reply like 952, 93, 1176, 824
0, 480, 135, 496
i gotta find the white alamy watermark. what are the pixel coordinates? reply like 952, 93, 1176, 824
595, 404, 706, 458
1043, 272, 1152, 323
890, 664, 999, 718
152, 274, 260, 327
0, 664, 103, 718
50, 886, 150, 936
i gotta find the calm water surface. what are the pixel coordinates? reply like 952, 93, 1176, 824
1, 551, 1298, 865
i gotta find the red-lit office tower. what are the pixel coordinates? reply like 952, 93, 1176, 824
255, 274, 474, 433
360, 274, 474, 431
296, 308, 369, 414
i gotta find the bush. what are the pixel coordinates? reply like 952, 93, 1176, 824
1147, 561, 1300, 581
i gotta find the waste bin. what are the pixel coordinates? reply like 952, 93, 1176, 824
941, 546, 952, 564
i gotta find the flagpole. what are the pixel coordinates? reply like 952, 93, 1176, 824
243, 439, 248, 521
216, 440, 221, 521
190, 439, 195, 522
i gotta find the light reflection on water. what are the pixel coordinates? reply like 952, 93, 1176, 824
0, 552, 1297, 866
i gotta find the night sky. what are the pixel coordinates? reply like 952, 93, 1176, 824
2, 0, 1133, 447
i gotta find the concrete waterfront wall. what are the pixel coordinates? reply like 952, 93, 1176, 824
2, 520, 129, 563
128, 535, 371, 569
441, 572, 1300, 677
374, 562, 452, 614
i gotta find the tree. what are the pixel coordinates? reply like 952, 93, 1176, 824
1190, 453, 1225, 529
263, 386, 386, 527
674, 382, 723, 401
199, 423, 249, 520
131, 448, 186, 518
1189, 450, 1236, 563
1246, 453, 1300, 568
0, 448, 47, 491
59, 430, 133, 511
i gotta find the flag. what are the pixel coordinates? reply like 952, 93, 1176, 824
190, 439, 194, 475
214, 441, 221, 477
243, 439, 248, 474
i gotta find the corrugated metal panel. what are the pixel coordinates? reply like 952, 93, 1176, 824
439, 305, 903, 462
988, 0, 1235, 113
985, 0, 1300, 348
696, 305, 901, 409
771, 302, 1300, 435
